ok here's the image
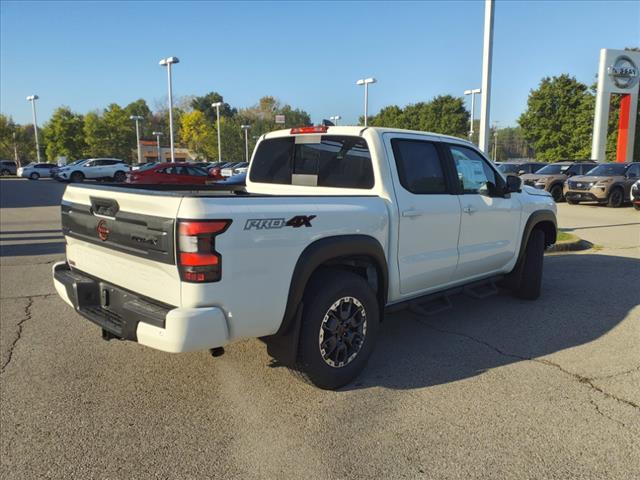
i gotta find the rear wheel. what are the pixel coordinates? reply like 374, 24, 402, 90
513, 229, 545, 300
70, 171, 84, 183
29, 172, 40, 180
295, 269, 379, 390
550, 184, 563, 202
113, 171, 126, 183
606, 188, 623, 208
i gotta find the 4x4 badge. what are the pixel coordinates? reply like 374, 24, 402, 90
96, 220, 110, 241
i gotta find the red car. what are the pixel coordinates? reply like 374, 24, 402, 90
126, 163, 223, 185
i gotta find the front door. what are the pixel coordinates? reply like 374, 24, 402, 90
447, 144, 521, 281
384, 134, 461, 296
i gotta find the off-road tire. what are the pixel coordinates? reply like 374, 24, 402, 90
294, 269, 380, 390
513, 229, 545, 300
70, 171, 84, 183
606, 187, 623, 208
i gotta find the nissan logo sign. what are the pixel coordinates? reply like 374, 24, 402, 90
607, 55, 639, 89
96, 220, 110, 241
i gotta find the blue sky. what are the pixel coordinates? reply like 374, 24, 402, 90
1, 0, 638, 128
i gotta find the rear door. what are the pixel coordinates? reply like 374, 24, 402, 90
61, 186, 183, 306
447, 144, 521, 281
384, 134, 461, 295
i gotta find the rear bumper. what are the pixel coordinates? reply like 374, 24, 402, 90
52, 261, 229, 353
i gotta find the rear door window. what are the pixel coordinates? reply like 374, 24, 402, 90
391, 139, 447, 194
250, 135, 374, 189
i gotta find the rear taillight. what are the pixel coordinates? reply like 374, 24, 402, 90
177, 220, 232, 283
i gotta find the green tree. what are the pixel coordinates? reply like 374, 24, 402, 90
84, 104, 135, 161
42, 107, 86, 161
368, 95, 469, 138
518, 74, 593, 161
179, 110, 217, 160
124, 99, 153, 138
191, 91, 236, 124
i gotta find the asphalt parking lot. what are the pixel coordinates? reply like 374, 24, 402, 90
1, 178, 638, 479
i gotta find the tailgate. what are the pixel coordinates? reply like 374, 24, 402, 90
61, 185, 183, 306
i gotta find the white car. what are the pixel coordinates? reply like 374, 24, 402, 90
55, 158, 129, 182
53, 126, 557, 389
17, 162, 56, 180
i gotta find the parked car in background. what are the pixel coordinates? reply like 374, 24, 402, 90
56, 158, 129, 182
126, 162, 223, 185
497, 162, 546, 176
630, 180, 640, 210
520, 161, 596, 202
17, 162, 56, 180
52, 159, 87, 179
221, 162, 244, 177
0, 160, 17, 176
564, 162, 640, 207
214, 171, 246, 186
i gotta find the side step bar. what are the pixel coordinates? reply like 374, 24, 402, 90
387, 276, 502, 317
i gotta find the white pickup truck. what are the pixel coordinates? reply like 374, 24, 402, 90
53, 126, 557, 389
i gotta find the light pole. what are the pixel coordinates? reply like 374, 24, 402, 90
356, 77, 376, 126
212, 101, 223, 162
241, 125, 251, 162
464, 88, 481, 143
478, 0, 495, 153
159, 56, 179, 162
153, 131, 164, 162
329, 115, 341, 126
130, 115, 144, 164
26, 95, 41, 162
492, 122, 499, 161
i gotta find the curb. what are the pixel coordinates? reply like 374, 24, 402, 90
546, 239, 592, 253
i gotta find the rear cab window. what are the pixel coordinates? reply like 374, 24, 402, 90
249, 135, 374, 189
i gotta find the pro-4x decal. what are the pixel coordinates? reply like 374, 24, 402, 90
244, 215, 316, 230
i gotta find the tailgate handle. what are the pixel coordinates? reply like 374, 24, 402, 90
90, 197, 119, 218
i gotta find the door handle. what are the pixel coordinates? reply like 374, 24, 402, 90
463, 205, 477, 214
402, 209, 424, 218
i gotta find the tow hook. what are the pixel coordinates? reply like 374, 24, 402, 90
210, 347, 225, 357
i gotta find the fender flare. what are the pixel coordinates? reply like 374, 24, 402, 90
265, 234, 388, 366
516, 209, 557, 266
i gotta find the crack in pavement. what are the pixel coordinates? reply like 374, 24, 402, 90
1, 297, 34, 375
589, 399, 630, 430
409, 314, 640, 413
589, 365, 640, 381
1, 293, 57, 301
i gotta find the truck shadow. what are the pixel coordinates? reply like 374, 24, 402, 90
350, 253, 639, 391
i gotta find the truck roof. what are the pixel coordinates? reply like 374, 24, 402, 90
262, 126, 476, 147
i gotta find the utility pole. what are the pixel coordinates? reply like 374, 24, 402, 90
478, 0, 495, 153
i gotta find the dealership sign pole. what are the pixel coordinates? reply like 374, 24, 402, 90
591, 49, 639, 162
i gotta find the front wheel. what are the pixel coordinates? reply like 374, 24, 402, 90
295, 269, 380, 390
29, 172, 40, 180
70, 171, 84, 183
550, 184, 563, 202
513, 229, 545, 300
607, 188, 623, 208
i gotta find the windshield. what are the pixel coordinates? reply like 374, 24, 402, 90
137, 162, 157, 171
536, 164, 569, 175
62, 159, 87, 168
497, 163, 521, 174
584, 164, 627, 176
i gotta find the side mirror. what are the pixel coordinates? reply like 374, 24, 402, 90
506, 175, 522, 194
